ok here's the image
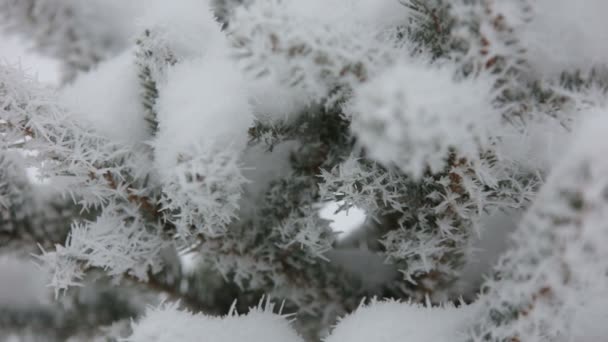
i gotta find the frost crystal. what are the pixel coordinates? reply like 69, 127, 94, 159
160, 145, 248, 237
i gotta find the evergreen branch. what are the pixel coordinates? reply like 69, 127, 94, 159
134, 29, 178, 137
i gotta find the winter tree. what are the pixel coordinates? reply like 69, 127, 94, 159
1, 0, 607, 341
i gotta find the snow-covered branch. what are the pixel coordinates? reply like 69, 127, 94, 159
0, 0, 142, 81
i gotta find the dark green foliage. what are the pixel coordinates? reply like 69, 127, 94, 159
398, 0, 456, 58
0, 278, 142, 341
135, 29, 178, 137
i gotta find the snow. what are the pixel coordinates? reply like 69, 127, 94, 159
127, 302, 304, 342
4, 1, 608, 340
55, 0, 234, 147
270, 0, 410, 28
153, 56, 252, 237
472, 110, 608, 341
495, 115, 570, 174
59, 51, 148, 144
325, 300, 478, 342
138, 0, 225, 60
153, 57, 252, 176
230, 0, 403, 104
247, 77, 309, 124
521, 0, 608, 77
348, 61, 497, 178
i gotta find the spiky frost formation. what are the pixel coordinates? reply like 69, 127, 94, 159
0, 62, 139, 206
134, 29, 178, 136
42, 204, 169, 291
0, 63, 122, 209
521, 0, 608, 77
153, 55, 252, 238
0, 153, 74, 251
1, 63, 170, 290
5, 0, 608, 341
276, 210, 335, 260
318, 157, 407, 221
160, 146, 248, 237
471, 112, 608, 341
320, 154, 536, 301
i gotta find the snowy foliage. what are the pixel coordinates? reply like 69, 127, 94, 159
128, 299, 478, 342
159, 144, 248, 238
46, 205, 168, 287
0, 0, 143, 81
472, 112, 608, 341
153, 57, 252, 174
521, 0, 608, 77
128, 301, 304, 342
60, 51, 148, 143
229, 0, 406, 103
1, 0, 608, 341
326, 300, 478, 342
348, 61, 496, 178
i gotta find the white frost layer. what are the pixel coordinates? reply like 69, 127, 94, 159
473, 110, 608, 341
522, 0, 608, 77
127, 303, 304, 342
60, 0, 229, 146
326, 300, 478, 342
138, 0, 225, 60
349, 61, 496, 178
247, 77, 309, 124
495, 116, 570, 174
153, 56, 252, 176
60, 51, 147, 143
279, 0, 410, 28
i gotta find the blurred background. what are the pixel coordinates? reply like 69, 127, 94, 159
2, 33, 60, 84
